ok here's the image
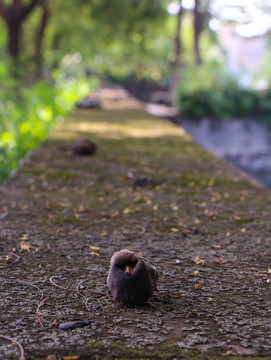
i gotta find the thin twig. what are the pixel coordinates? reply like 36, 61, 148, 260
76, 279, 85, 295
0, 278, 44, 300
33, 314, 45, 329
8, 252, 21, 264
76, 277, 109, 296
85, 296, 95, 312
0, 278, 46, 328
0, 334, 25, 360
0, 278, 45, 328
50, 275, 107, 296
123, 225, 146, 238
36, 296, 49, 316
49, 276, 75, 291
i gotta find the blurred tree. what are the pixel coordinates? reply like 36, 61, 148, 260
173, 1, 184, 69
33, 0, 171, 81
0, 0, 217, 82
17, 0, 170, 80
193, 0, 209, 65
0, 0, 40, 59
34, 0, 49, 78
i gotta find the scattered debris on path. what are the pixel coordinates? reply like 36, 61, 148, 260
1, 86, 271, 359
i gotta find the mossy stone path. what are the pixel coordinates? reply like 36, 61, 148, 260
1, 88, 271, 359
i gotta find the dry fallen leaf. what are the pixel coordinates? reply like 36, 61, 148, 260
153, 204, 159, 211
20, 241, 31, 252
46, 355, 57, 360
56, 202, 72, 207
223, 350, 233, 356
78, 205, 88, 213
90, 246, 100, 250
194, 283, 201, 289
212, 245, 222, 250
211, 192, 221, 202
193, 256, 205, 265
110, 211, 119, 217
123, 208, 132, 214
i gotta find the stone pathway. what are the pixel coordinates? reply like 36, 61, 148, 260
0, 87, 271, 359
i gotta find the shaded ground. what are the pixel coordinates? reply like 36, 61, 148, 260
1, 87, 271, 360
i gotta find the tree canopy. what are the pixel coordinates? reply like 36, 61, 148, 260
0, 0, 220, 82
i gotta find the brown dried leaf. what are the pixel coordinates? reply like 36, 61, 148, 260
20, 241, 31, 252
193, 256, 205, 265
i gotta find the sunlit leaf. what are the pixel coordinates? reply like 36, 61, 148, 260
193, 256, 205, 265
90, 246, 100, 250
90, 252, 100, 256
20, 241, 31, 252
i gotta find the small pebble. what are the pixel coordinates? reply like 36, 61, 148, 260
59, 320, 90, 330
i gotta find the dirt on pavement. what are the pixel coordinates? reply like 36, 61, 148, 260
1, 87, 271, 360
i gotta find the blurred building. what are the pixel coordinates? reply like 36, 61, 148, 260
219, 23, 268, 87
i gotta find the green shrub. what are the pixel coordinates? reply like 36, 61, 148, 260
176, 65, 269, 120
0, 68, 98, 184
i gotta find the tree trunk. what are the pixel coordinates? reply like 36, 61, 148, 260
7, 20, 21, 59
35, 3, 49, 79
170, 3, 184, 102
0, 0, 40, 60
193, 0, 203, 66
174, 3, 183, 69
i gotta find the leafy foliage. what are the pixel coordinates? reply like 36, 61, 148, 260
0, 65, 97, 184
0, 0, 173, 183
22, 0, 171, 80
177, 64, 271, 120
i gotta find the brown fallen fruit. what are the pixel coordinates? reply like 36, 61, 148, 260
71, 139, 97, 156
107, 249, 158, 305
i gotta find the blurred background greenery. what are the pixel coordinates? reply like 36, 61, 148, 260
1, 0, 271, 183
